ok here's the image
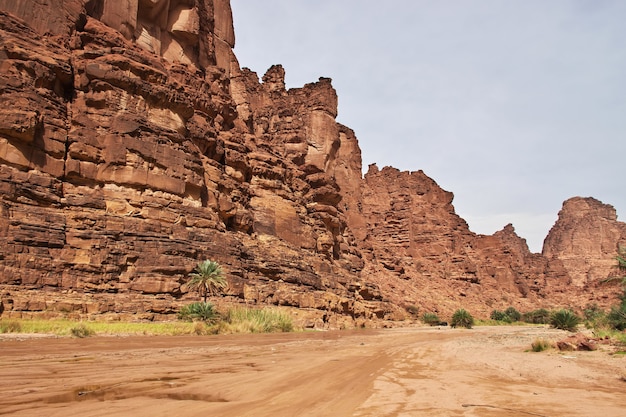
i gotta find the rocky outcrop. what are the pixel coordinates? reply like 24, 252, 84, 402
1, 1, 625, 324
556, 333, 610, 352
354, 165, 574, 317
543, 197, 626, 297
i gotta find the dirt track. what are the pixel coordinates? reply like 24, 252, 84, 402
1, 326, 625, 416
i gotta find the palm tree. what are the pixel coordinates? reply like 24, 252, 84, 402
187, 260, 228, 302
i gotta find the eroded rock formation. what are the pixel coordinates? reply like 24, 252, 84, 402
0, 1, 393, 327
354, 166, 574, 317
543, 197, 626, 291
1, 1, 624, 324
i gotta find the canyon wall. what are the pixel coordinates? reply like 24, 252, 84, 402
0, 0, 393, 327
1, 0, 624, 325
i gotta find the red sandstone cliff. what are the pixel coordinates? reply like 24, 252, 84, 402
543, 197, 626, 296
354, 165, 574, 317
0, 0, 392, 327
0, 1, 624, 324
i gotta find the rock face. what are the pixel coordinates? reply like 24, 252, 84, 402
543, 197, 626, 290
1, 1, 625, 324
0, 1, 391, 326
354, 165, 573, 317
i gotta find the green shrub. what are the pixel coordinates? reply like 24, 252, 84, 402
550, 309, 580, 332
0, 320, 22, 333
490, 307, 521, 323
70, 324, 95, 338
178, 302, 218, 322
451, 309, 474, 329
522, 309, 551, 324
582, 303, 608, 329
583, 303, 605, 322
607, 303, 626, 331
504, 307, 521, 322
531, 338, 552, 352
490, 310, 511, 322
422, 312, 440, 326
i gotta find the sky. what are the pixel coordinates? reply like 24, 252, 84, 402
230, 0, 626, 253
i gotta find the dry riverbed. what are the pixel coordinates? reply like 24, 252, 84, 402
1, 326, 625, 416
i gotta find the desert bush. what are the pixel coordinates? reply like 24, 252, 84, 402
222, 307, 294, 333
607, 301, 626, 331
405, 305, 420, 316
490, 307, 521, 323
583, 303, 608, 329
550, 309, 580, 332
178, 302, 218, 322
531, 338, 552, 352
422, 312, 440, 326
490, 310, 511, 322
490, 310, 505, 320
192, 322, 208, 335
583, 303, 605, 322
0, 320, 22, 333
70, 324, 95, 338
522, 309, 551, 324
504, 307, 521, 322
451, 309, 474, 329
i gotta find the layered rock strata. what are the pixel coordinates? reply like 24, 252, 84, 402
543, 197, 626, 292
0, 1, 395, 327
1, 1, 625, 324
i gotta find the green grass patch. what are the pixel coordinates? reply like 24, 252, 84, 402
80, 321, 200, 336
592, 329, 626, 345
70, 324, 95, 338
0, 319, 200, 336
1, 307, 296, 337
613, 333, 626, 345
216, 307, 294, 334
0, 320, 22, 333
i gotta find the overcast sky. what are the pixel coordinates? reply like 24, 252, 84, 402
230, 0, 626, 253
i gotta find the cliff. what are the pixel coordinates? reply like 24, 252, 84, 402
1, 0, 624, 325
543, 197, 626, 291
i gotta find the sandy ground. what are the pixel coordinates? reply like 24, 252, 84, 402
1, 326, 625, 417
